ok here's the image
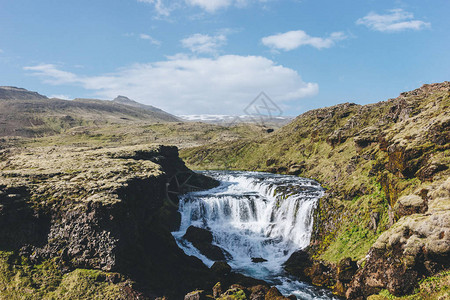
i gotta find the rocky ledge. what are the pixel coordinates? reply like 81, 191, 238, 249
0, 144, 220, 298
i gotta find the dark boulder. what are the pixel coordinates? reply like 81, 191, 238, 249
305, 262, 334, 287
211, 261, 232, 276
183, 226, 213, 244
283, 250, 312, 282
336, 257, 357, 283
183, 226, 227, 261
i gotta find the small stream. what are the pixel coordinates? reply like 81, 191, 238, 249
172, 171, 340, 299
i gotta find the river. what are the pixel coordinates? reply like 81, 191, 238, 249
172, 171, 340, 299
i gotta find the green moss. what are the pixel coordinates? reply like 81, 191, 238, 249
218, 288, 247, 300
0, 251, 128, 300
369, 271, 450, 300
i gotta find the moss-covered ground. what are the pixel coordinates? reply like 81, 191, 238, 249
369, 271, 450, 300
0, 251, 129, 300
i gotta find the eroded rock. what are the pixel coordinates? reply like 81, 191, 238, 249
183, 226, 228, 261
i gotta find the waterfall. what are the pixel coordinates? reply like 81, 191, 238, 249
173, 171, 324, 279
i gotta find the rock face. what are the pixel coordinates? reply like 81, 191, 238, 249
183, 226, 228, 261
284, 250, 357, 297
346, 178, 450, 299
0, 145, 219, 298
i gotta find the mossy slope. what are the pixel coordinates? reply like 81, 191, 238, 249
181, 82, 450, 298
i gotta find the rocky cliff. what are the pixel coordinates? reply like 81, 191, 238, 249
181, 82, 450, 299
0, 144, 220, 298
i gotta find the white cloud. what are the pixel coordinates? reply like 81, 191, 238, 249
0, 49, 3, 53
139, 34, 161, 46
24, 64, 78, 84
356, 9, 430, 32
181, 34, 226, 54
185, 0, 232, 12
262, 30, 347, 51
186, 0, 268, 12
23, 56, 318, 115
138, 0, 268, 15
137, 0, 172, 16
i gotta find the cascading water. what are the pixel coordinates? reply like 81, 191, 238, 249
172, 171, 339, 300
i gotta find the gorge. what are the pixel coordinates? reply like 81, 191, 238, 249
0, 82, 449, 299
173, 171, 338, 299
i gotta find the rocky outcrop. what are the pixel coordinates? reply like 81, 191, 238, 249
183, 226, 229, 261
184, 283, 286, 300
346, 178, 450, 299
284, 250, 357, 297
0, 145, 219, 298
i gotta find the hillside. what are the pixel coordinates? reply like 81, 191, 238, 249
0, 87, 179, 137
112, 95, 168, 114
181, 82, 450, 298
0, 86, 48, 101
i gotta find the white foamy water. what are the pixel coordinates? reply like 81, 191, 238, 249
172, 171, 339, 300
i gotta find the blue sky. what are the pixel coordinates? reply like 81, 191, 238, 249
0, 0, 449, 115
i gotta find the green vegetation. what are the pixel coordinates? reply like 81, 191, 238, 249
320, 184, 390, 262
11, 122, 269, 151
369, 271, 450, 300
181, 84, 450, 267
0, 251, 128, 300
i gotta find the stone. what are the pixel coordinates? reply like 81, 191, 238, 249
416, 163, 448, 181
287, 163, 305, 175
211, 261, 232, 276
394, 194, 427, 217
213, 282, 223, 298
305, 262, 334, 287
264, 287, 285, 300
283, 250, 312, 282
183, 226, 227, 261
219, 287, 248, 300
184, 290, 206, 300
332, 280, 346, 297
249, 285, 269, 300
183, 226, 214, 244
336, 257, 357, 283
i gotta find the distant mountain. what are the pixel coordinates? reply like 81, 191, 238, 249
0, 86, 48, 101
73, 95, 179, 120
112, 95, 167, 114
178, 114, 293, 127
0, 87, 179, 138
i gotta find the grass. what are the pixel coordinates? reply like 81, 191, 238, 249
13, 122, 269, 150
0, 251, 128, 300
180, 85, 450, 267
320, 183, 390, 262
